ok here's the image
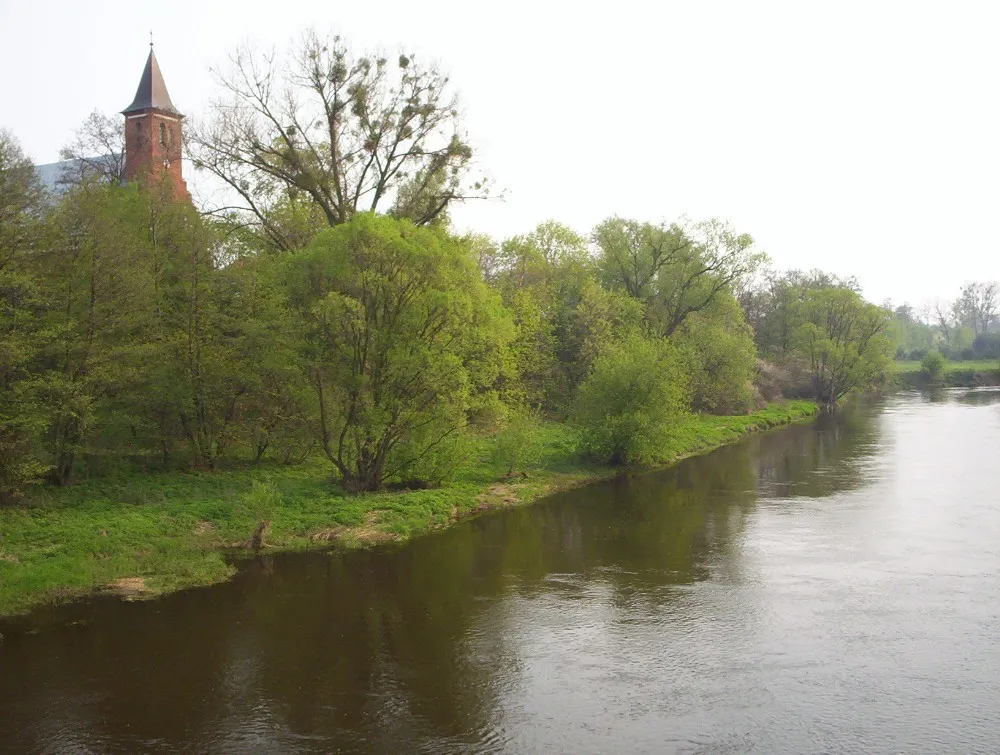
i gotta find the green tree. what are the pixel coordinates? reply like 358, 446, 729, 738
673, 293, 757, 414
573, 334, 689, 465
595, 216, 765, 337
0, 130, 49, 501
289, 213, 512, 491
491, 221, 595, 411
794, 287, 893, 410
920, 350, 946, 384
491, 406, 542, 478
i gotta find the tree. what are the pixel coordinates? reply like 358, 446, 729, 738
672, 293, 757, 414
58, 111, 127, 186
920, 350, 946, 384
573, 334, 689, 465
595, 216, 766, 337
489, 221, 595, 410
491, 406, 542, 478
192, 29, 487, 251
952, 282, 999, 337
0, 130, 49, 501
288, 213, 512, 491
794, 287, 893, 410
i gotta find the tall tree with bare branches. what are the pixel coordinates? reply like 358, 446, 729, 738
58, 111, 127, 186
191, 30, 487, 251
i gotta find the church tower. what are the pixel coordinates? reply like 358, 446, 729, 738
122, 44, 190, 201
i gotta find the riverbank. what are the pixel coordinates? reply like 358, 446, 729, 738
894, 360, 1000, 388
0, 401, 818, 618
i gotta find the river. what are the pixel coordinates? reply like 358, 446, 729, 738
2, 390, 999, 754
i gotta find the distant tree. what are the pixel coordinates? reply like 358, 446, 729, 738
952, 282, 999, 337
794, 287, 893, 410
920, 350, 946, 384
573, 334, 689, 465
192, 29, 488, 251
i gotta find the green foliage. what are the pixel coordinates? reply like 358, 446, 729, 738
289, 213, 513, 491
241, 478, 284, 522
794, 287, 894, 409
920, 350, 947, 384
573, 334, 690, 465
0, 130, 50, 501
673, 293, 758, 414
595, 216, 766, 338
491, 406, 543, 476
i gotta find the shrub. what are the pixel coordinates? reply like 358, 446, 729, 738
920, 350, 946, 384
491, 406, 542, 477
572, 334, 689, 465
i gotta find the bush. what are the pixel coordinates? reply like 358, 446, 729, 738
491, 406, 542, 477
572, 334, 689, 465
920, 350, 946, 383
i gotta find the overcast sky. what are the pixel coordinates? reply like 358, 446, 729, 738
1, 0, 997, 306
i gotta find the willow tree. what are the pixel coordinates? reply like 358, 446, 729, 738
795, 287, 893, 410
594, 217, 766, 337
192, 29, 487, 251
289, 213, 512, 492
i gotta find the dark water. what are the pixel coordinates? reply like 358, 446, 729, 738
3, 391, 1000, 754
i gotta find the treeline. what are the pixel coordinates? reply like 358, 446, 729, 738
0, 33, 894, 502
889, 282, 1000, 361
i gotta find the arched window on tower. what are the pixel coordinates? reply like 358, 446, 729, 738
159, 122, 167, 147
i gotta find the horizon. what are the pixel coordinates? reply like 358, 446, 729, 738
2, 0, 997, 307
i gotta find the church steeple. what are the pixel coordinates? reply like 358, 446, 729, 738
121, 43, 190, 201
122, 47, 181, 117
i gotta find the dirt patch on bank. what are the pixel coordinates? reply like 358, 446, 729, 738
310, 511, 399, 545
107, 577, 149, 599
475, 484, 523, 510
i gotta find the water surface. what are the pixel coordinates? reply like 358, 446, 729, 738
2, 391, 999, 753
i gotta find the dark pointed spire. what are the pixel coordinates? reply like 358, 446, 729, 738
122, 47, 181, 116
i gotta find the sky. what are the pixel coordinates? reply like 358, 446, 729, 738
1, 0, 997, 306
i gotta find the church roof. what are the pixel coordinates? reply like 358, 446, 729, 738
122, 48, 181, 116
35, 154, 123, 195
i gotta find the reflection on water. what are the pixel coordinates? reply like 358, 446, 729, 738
2, 391, 1000, 754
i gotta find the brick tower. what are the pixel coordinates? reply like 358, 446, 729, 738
122, 44, 190, 201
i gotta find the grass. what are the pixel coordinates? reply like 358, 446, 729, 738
894, 359, 1000, 387
0, 401, 818, 618
894, 359, 999, 374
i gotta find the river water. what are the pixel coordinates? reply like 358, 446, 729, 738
2, 390, 999, 754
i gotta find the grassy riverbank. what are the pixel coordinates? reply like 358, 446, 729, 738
0, 401, 817, 618
894, 360, 1000, 387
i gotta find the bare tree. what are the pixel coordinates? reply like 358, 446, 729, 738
190, 29, 489, 251
952, 282, 999, 336
58, 111, 127, 185
931, 298, 954, 341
